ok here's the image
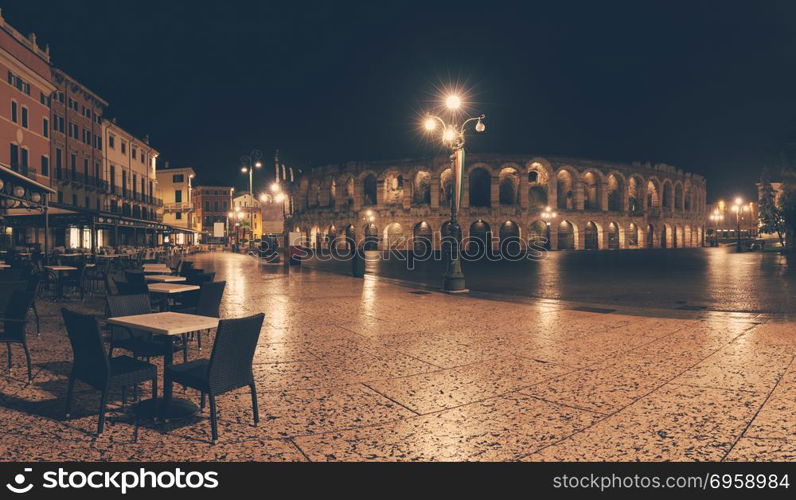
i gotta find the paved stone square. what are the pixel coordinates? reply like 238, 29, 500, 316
0, 252, 794, 461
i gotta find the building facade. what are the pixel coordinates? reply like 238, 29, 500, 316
232, 191, 262, 242
0, 14, 56, 249
192, 185, 233, 242
156, 165, 196, 244
101, 118, 162, 246
287, 154, 708, 251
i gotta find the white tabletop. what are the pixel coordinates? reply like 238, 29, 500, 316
0, 264, 10, 269
143, 264, 171, 270
59, 253, 83, 257
107, 312, 218, 335
96, 254, 121, 258
147, 283, 200, 294
145, 274, 187, 282
45, 266, 77, 271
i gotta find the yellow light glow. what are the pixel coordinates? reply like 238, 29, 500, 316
274, 193, 285, 203
270, 183, 280, 192
241, 167, 248, 173
445, 94, 462, 110
259, 193, 268, 202
255, 161, 263, 168
423, 117, 437, 131
442, 127, 457, 143
735, 196, 743, 205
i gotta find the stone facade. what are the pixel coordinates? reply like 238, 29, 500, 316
286, 154, 708, 251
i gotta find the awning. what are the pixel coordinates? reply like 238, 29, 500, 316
0, 163, 55, 212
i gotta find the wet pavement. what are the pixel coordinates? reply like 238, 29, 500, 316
306, 247, 796, 314
0, 251, 794, 461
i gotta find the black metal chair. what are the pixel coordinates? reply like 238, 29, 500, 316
61, 308, 158, 435
0, 290, 35, 382
177, 261, 194, 277
164, 313, 265, 442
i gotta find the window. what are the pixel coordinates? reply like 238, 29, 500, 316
7, 71, 31, 95
42, 117, 49, 137
72, 194, 78, 206
108, 134, 115, 149
172, 174, 184, 183
175, 190, 182, 203
110, 165, 116, 189
85, 196, 90, 208
121, 141, 126, 154
57, 191, 63, 203
21, 148, 28, 173
21, 106, 28, 128
175, 211, 182, 220
132, 148, 137, 159
9, 144, 18, 170
10, 101, 17, 123
41, 155, 49, 177
70, 154, 76, 173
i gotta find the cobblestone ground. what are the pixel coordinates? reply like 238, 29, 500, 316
0, 251, 794, 461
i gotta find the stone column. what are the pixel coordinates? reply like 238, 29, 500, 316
490, 176, 500, 208
519, 174, 528, 209
547, 180, 557, 211
462, 175, 470, 208
402, 185, 411, 210
575, 184, 585, 211
430, 176, 440, 209
600, 187, 609, 211
549, 224, 559, 250
376, 179, 385, 208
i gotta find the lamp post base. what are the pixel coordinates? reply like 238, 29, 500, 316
442, 258, 467, 293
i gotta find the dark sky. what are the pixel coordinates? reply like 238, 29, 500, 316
8, 0, 796, 199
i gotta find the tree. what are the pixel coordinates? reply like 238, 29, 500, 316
780, 169, 796, 252
758, 169, 786, 248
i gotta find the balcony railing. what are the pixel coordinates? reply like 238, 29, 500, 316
162, 202, 192, 212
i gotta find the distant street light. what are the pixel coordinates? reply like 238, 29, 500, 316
240, 149, 263, 247
420, 92, 485, 293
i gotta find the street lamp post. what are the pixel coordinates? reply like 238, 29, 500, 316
709, 210, 724, 247
731, 197, 749, 252
540, 206, 557, 249
421, 93, 486, 293
240, 149, 263, 248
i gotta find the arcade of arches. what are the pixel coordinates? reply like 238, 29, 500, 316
288, 155, 707, 251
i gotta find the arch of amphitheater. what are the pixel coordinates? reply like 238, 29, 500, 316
286, 154, 707, 251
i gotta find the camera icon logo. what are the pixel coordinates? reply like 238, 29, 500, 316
6, 468, 33, 494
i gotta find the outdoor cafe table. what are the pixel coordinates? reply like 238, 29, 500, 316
44, 265, 77, 299
142, 265, 172, 274
0, 263, 10, 269
145, 274, 186, 283
106, 311, 219, 419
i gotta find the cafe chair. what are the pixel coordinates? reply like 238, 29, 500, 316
61, 308, 158, 435
163, 313, 265, 443
0, 290, 36, 382
106, 294, 181, 361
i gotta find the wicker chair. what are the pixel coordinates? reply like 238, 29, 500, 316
123, 271, 149, 294
174, 281, 226, 350
61, 308, 158, 435
164, 313, 265, 442
0, 290, 35, 382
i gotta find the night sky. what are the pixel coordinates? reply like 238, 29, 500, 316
8, 0, 796, 200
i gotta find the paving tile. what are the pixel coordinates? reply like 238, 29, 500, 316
526, 384, 766, 461
295, 394, 603, 461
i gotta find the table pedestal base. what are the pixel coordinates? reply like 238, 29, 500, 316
134, 397, 198, 421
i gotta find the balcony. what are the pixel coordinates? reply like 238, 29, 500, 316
162, 202, 192, 212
